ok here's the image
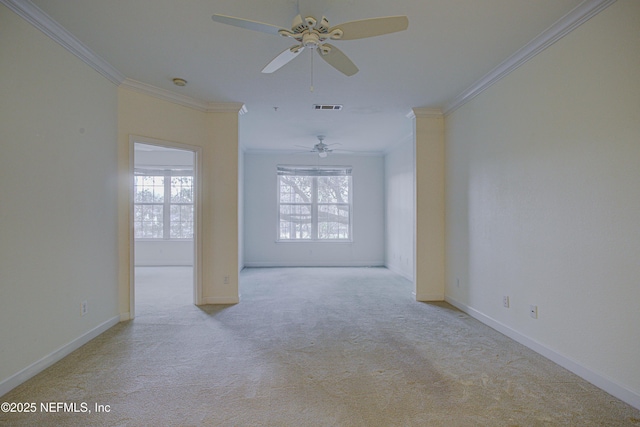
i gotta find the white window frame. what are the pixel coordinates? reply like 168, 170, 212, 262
276, 165, 353, 242
134, 168, 194, 240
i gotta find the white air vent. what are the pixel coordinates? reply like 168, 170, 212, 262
313, 104, 343, 111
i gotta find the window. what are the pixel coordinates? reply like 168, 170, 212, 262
134, 169, 194, 239
277, 165, 352, 241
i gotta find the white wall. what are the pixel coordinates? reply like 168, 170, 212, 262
134, 241, 193, 266
244, 152, 385, 267
135, 147, 194, 168
0, 4, 119, 394
445, 0, 640, 408
384, 139, 415, 280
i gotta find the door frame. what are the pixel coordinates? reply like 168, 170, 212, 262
129, 135, 203, 318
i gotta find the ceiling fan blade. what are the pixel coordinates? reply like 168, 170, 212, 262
318, 44, 358, 76
211, 14, 285, 36
331, 16, 408, 40
262, 46, 305, 73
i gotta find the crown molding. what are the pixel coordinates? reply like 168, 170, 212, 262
4, 0, 248, 114
244, 148, 384, 157
410, 108, 443, 119
382, 132, 415, 155
5, 0, 614, 119
121, 79, 209, 111
1, 0, 126, 85
443, 0, 617, 115
208, 103, 248, 115
120, 79, 247, 115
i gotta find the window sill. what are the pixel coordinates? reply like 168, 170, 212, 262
134, 238, 194, 242
275, 240, 353, 244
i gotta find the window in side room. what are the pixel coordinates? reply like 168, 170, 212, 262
134, 169, 194, 239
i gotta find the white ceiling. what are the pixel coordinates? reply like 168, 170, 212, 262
24, 0, 586, 153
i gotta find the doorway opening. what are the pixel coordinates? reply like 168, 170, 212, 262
130, 136, 202, 319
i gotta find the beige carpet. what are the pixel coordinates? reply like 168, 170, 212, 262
1, 267, 639, 426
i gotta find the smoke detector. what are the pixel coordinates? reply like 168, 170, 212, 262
172, 78, 187, 87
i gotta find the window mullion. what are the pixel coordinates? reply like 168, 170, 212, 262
163, 171, 171, 240
311, 177, 318, 240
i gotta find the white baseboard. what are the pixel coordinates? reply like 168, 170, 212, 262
0, 315, 120, 398
201, 296, 239, 305
445, 296, 640, 410
120, 312, 131, 321
243, 261, 385, 268
385, 264, 414, 282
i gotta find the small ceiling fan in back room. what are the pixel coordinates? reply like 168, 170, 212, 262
295, 135, 339, 158
211, 1, 408, 76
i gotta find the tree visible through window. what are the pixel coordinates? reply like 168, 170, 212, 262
134, 170, 194, 239
277, 166, 352, 241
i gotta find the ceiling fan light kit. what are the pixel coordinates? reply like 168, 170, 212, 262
211, 9, 408, 76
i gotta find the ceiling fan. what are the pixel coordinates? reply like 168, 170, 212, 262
211, 7, 408, 76
296, 135, 338, 157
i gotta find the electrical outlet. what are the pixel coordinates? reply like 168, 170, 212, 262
456, 278, 460, 288
503, 296, 510, 308
81, 300, 88, 316
529, 305, 538, 319
224, 276, 229, 284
